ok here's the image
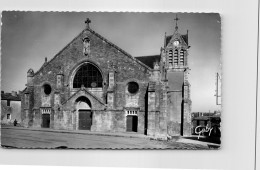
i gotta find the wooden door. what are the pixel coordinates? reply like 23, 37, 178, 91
79, 110, 92, 130
42, 114, 50, 128
126, 116, 138, 132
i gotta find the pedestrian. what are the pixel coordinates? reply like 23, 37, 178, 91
13, 119, 17, 126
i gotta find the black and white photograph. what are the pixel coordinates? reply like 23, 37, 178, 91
1, 12, 221, 149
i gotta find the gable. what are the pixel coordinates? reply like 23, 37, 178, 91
32, 27, 151, 85
165, 33, 188, 48
62, 88, 105, 110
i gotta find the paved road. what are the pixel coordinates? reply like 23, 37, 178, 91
1, 128, 209, 149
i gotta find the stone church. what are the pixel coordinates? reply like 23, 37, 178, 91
21, 17, 192, 139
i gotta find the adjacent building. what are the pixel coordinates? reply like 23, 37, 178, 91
191, 111, 221, 137
1, 91, 21, 125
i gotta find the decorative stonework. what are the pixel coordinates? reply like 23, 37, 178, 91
83, 37, 90, 56
126, 110, 138, 116
41, 108, 51, 114
27, 68, 34, 77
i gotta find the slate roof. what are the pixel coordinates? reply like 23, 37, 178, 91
1, 93, 21, 101
182, 34, 188, 45
135, 55, 161, 69
166, 36, 172, 46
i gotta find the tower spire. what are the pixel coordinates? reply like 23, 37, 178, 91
174, 14, 179, 31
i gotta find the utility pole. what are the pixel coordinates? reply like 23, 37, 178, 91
215, 72, 221, 105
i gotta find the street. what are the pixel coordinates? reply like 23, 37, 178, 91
1, 127, 209, 149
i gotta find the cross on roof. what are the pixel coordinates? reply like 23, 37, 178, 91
174, 14, 179, 30
85, 18, 91, 28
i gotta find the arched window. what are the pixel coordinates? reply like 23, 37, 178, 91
43, 84, 52, 95
73, 63, 103, 88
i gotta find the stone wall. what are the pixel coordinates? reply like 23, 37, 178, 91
146, 83, 167, 139
167, 92, 182, 136
92, 110, 112, 132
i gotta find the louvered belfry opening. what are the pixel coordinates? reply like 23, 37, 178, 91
174, 49, 178, 65
168, 49, 173, 65
180, 49, 184, 65
73, 63, 103, 88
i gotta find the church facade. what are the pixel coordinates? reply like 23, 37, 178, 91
21, 18, 192, 139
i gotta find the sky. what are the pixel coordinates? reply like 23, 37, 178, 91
1, 12, 221, 112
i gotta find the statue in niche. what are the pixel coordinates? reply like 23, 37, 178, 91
82, 37, 90, 56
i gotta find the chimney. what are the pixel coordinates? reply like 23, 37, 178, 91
12, 91, 17, 96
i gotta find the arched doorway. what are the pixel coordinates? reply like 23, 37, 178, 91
76, 96, 92, 130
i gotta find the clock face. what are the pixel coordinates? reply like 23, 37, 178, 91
173, 40, 180, 46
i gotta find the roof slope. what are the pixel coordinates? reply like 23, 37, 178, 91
88, 29, 151, 71
1, 93, 21, 101
135, 55, 161, 69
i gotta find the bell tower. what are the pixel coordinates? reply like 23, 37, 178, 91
160, 15, 192, 136
164, 15, 189, 70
